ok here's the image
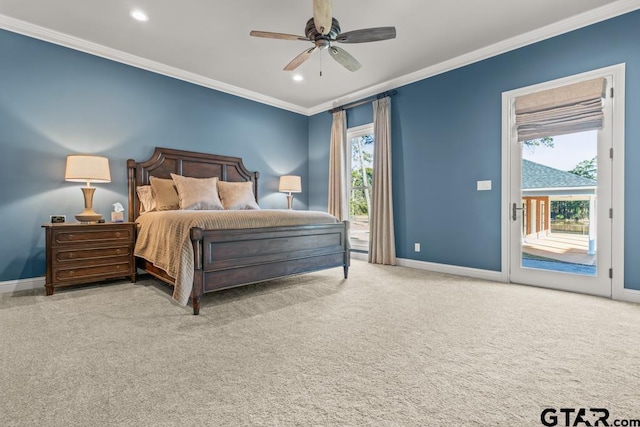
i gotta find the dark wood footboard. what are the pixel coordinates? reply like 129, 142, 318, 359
189, 221, 349, 315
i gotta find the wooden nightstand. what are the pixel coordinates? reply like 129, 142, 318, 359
42, 222, 136, 295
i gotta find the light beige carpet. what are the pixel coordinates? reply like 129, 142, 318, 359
1, 260, 639, 426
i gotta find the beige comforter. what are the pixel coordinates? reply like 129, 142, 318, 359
135, 210, 339, 305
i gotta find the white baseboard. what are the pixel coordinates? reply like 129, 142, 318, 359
352, 252, 507, 282
614, 287, 640, 304
0, 276, 45, 294
351, 252, 508, 282
396, 258, 508, 283
395, 257, 640, 305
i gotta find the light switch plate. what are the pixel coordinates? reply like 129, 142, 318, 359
477, 180, 492, 191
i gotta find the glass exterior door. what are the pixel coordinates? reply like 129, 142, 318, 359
347, 124, 374, 251
510, 129, 611, 296
507, 72, 615, 298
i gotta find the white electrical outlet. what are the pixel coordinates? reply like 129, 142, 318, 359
414, 243, 421, 252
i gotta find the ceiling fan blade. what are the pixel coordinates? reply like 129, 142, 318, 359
329, 46, 361, 72
335, 27, 396, 43
313, 0, 332, 35
250, 31, 309, 41
284, 47, 317, 71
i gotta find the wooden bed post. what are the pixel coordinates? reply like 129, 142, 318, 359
126, 159, 137, 223
190, 227, 204, 315
343, 220, 350, 278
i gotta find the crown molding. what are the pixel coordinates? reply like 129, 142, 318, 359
307, 0, 640, 115
2, 0, 639, 117
0, 14, 308, 115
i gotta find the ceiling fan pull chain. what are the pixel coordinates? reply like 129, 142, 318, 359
320, 50, 323, 77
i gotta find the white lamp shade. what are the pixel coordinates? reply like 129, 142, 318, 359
65, 155, 111, 184
279, 175, 301, 193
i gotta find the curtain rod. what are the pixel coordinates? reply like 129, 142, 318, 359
327, 90, 397, 114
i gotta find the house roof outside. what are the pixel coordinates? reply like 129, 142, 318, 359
522, 159, 596, 190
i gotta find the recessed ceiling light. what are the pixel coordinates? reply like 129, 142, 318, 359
292, 74, 304, 82
130, 9, 149, 22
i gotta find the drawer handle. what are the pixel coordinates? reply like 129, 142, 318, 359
68, 234, 74, 239
69, 271, 75, 276
69, 253, 75, 259
116, 249, 121, 254
116, 265, 121, 270
116, 232, 121, 237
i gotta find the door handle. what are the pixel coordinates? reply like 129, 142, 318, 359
512, 203, 524, 221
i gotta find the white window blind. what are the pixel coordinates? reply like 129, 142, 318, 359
515, 77, 606, 141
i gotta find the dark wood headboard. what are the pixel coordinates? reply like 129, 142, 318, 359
127, 147, 260, 222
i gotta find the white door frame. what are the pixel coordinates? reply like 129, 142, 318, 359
500, 63, 630, 301
346, 123, 374, 252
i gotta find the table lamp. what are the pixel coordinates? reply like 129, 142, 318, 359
278, 175, 301, 209
65, 155, 111, 222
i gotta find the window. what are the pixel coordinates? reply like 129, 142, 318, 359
347, 124, 374, 251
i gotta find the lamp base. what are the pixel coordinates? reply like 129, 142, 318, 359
75, 187, 103, 222
286, 194, 294, 210
75, 211, 103, 223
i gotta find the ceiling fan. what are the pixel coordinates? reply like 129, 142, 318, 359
249, 0, 396, 72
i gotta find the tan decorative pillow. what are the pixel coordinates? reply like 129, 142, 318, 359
136, 185, 156, 214
217, 181, 260, 210
170, 174, 223, 210
149, 176, 179, 211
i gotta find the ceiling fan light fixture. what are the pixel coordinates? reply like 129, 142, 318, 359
130, 9, 149, 22
292, 74, 304, 82
249, 0, 396, 73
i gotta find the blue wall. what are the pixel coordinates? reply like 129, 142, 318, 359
3, 10, 639, 290
0, 29, 309, 281
308, 10, 640, 289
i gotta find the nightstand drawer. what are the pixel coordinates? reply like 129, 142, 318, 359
54, 261, 133, 283
53, 228, 133, 245
54, 246, 132, 263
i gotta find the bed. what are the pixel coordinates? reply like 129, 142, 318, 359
127, 147, 350, 315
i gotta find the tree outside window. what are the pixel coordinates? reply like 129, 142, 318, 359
348, 131, 374, 250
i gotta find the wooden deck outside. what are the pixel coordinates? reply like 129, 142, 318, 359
522, 232, 595, 265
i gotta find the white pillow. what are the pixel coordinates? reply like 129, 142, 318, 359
217, 181, 260, 210
170, 173, 223, 210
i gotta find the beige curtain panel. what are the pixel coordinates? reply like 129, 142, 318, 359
369, 97, 396, 265
328, 110, 348, 221
515, 77, 606, 141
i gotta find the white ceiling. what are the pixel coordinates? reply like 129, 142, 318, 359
0, 0, 637, 115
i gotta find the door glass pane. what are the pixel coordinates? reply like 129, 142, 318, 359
349, 133, 374, 251
521, 131, 597, 276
